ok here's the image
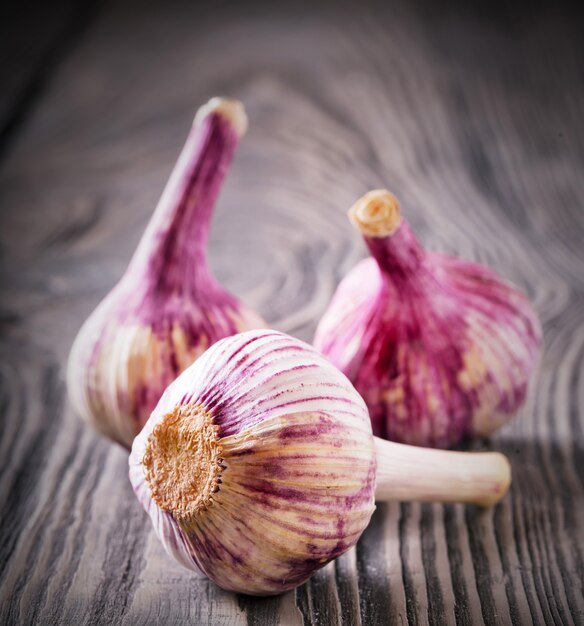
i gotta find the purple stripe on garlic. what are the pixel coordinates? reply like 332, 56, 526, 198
314, 190, 542, 448
129, 329, 510, 596
67, 98, 265, 447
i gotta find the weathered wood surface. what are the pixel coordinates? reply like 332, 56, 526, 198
1, 0, 583, 624
0, 1, 98, 159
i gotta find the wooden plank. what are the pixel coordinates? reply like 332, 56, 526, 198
1, 0, 583, 624
0, 0, 100, 160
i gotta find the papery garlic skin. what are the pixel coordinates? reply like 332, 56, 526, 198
314, 190, 542, 448
67, 98, 265, 448
69, 290, 262, 447
129, 330, 376, 595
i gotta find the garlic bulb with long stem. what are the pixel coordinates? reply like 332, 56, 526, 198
314, 190, 542, 448
129, 329, 510, 596
68, 98, 264, 447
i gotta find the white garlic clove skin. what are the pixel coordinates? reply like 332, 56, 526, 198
314, 190, 542, 448
129, 330, 377, 595
67, 98, 265, 448
68, 284, 263, 447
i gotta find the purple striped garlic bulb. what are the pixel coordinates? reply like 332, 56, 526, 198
314, 190, 542, 448
67, 98, 265, 447
129, 329, 511, 596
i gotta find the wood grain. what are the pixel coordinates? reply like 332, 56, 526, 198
1, 0, 583, 623
0, 0, 99, 160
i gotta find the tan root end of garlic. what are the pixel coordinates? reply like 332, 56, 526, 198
194, 97, 249, 137
142, 403, 223, 520
348, 189, 402, 238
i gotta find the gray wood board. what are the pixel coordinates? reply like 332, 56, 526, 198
1, 1, 583, 624
0, 0, 100, 159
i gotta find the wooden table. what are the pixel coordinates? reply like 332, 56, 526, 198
1, 1, 583, 624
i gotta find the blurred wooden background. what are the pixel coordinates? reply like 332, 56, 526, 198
1, 0, 583, 624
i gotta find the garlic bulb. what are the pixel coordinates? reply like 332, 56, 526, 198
68, 98, 265, 447
314, 190, 542, 448
129, 329, 510, 595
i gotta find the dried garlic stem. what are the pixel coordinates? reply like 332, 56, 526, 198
374, 437, 511, 507
128, 97, 248, 288
348, 189, 402, 237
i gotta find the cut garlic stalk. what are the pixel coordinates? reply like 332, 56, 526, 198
314, 190, 542, 448
129, 330, 510, 596
68, 98, 265, 447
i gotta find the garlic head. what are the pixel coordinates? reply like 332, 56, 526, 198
314, 190, 542, 448
129, 330, 376, 595
67, 98, 265, 447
